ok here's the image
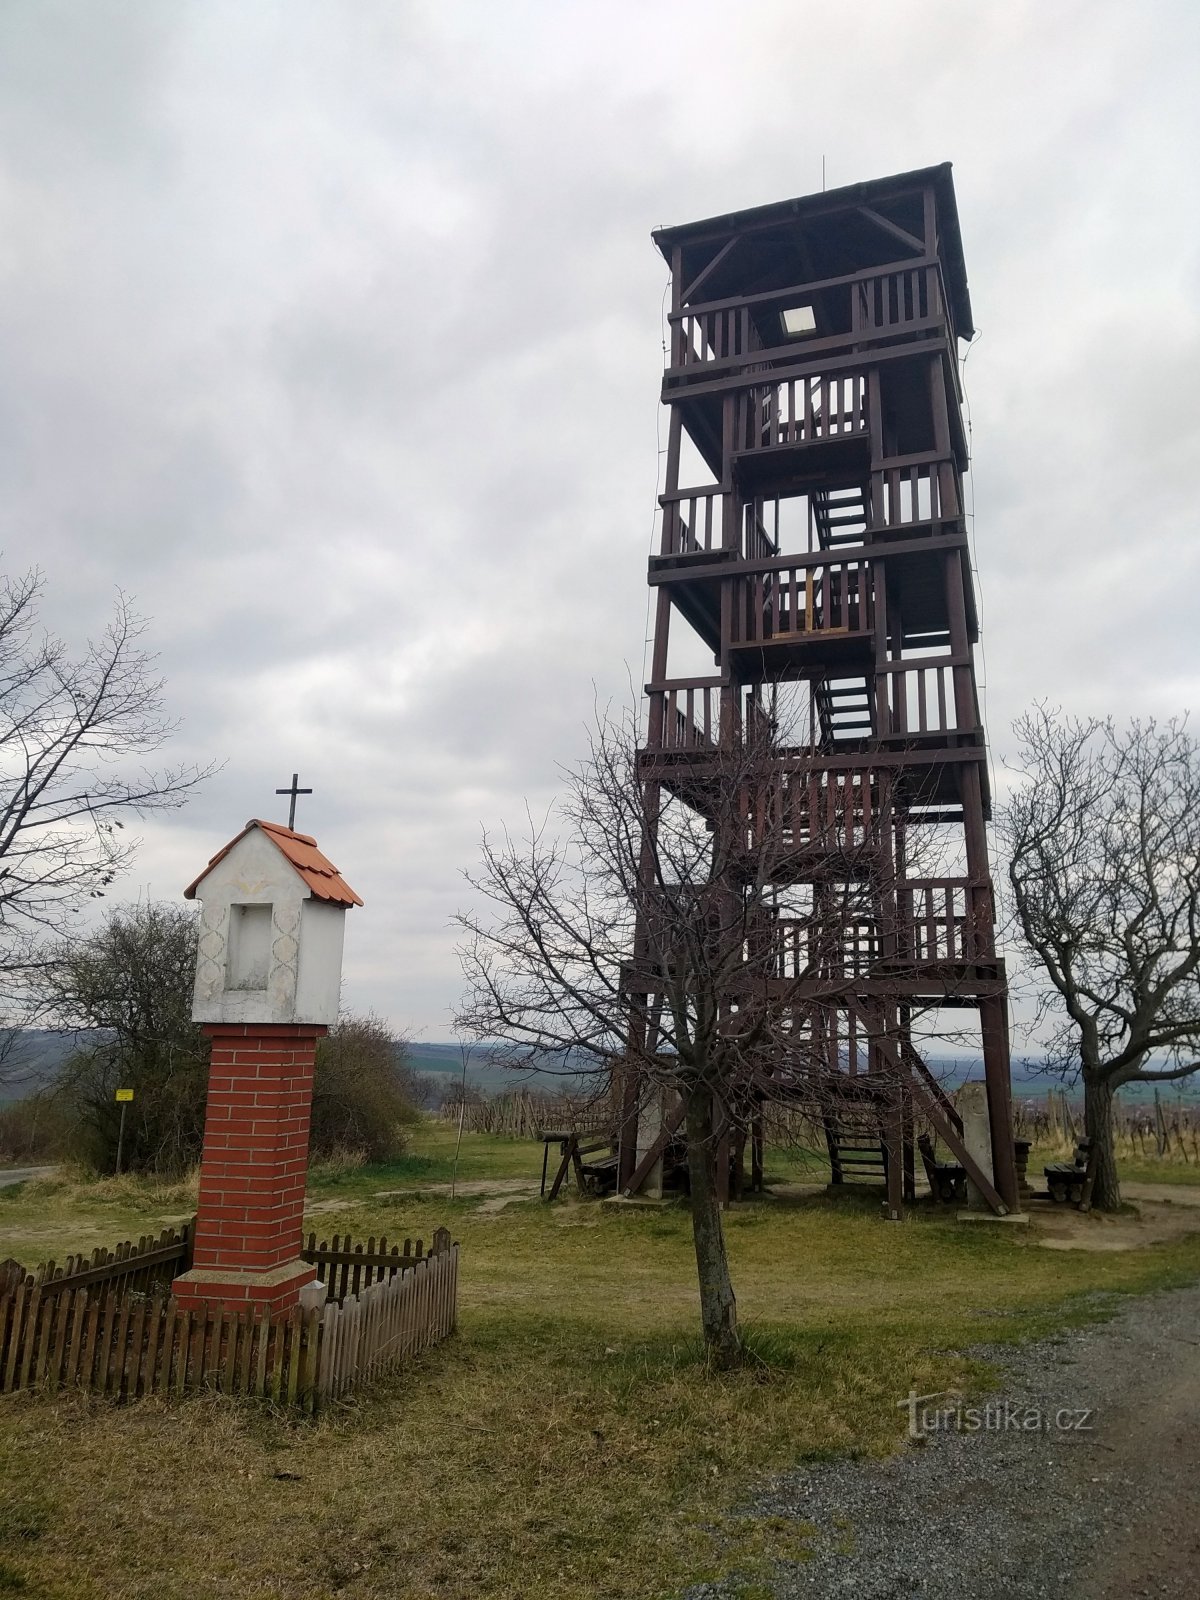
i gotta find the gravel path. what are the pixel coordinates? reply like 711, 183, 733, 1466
687, 1281, 1200, 1600
0, 1163, 56, 1190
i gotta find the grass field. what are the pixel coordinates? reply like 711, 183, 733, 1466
1092, 1154, 1200, 1187
2, 1125, 1199, 1599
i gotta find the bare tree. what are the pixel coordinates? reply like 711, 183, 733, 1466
40, 901, 211, 1173
998, 707, 1200, 1210
456, 703, 929, 1365
0, 567, 212, 997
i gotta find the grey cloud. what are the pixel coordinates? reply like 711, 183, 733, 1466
2, 0, 1197, 1031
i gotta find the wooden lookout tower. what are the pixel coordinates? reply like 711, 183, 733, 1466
616, 164, 1019, 1216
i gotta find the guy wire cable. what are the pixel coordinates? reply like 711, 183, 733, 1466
959, 326, 1001, 876
638, 266, 672, 742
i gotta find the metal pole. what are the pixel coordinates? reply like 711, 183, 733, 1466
115, 1102, 127, 1175
450, 1041, 471, 1200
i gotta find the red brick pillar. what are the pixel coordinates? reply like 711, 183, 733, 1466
173, 1023, 325, 1314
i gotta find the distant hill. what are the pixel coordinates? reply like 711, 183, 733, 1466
5, 1031, 1193, 1108
0, 1031, 598, 1105
404, 1042, 599, 1098
406, 1048, 1089, 1100
0, 1029, 91, 1103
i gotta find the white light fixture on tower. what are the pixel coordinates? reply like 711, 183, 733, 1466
781, 304, 817, 336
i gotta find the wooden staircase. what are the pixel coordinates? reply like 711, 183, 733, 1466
822, 1107, 887, 1188
812, 481, 870, 549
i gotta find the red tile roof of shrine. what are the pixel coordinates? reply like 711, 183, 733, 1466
183, 819, 363, 907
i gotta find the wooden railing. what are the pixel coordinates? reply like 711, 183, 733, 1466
670, 259, 952, 374
742, 504, 778, 561
880, 661, 975, 737
659, 458, 961, 546
736, 371, 867, 452
897, 879, 989, 963
644, 676, 976, 756
853, 265, 939, 335
660, 486, 723, 555
763, 880, 993, 982
651, 679, 722, 750
763, 882, 996, 971
644, 681, 776, 753
871, 455, 960, 527
771, 916, 881, 980
772, 917, 815, 980
673, 302, 765, 368
744, 766, 889, 853
733, 558, 873, 644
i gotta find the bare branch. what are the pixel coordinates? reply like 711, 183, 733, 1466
0, 566, 216, 1004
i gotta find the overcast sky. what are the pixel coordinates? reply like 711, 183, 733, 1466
1, 1, 1197, 1040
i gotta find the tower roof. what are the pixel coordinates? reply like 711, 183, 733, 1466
652, 162, 973, 339
184, 819, 363, 907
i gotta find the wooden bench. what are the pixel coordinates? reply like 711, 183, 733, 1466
1044, 1138, 1093, 1205
917, 1134, 967, 1204
540, 1131, 618, 1199
578, 1150, 619, 1196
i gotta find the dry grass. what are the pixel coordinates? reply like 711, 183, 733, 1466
305, 1145, 370, 1184
1026, 1137, 1200, 1189
2, 1129, 1200, 1598
1111, 1157, 1200, 1186
0, 1167, 199, 1269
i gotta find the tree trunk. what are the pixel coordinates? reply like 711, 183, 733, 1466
684, 1083, 741, 1367
1084, 1073, 1121, 1211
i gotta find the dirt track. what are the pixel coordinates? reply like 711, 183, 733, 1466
1037, 1183, 1200, 1253
1073, 1285, 1200, 1599
689, 1277, 1200, 1599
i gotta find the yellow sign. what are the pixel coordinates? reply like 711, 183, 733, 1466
115, 1088, 134, 1103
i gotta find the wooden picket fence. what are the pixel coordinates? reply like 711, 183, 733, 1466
318, 1234, 458, 1401
0, 1227, 458, 1411
10, 1224, 193, 1301
4, 1224, 447, 1308
305, 1230, 446, 1303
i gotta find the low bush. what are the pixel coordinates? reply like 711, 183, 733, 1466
310, 1015, 419, 1163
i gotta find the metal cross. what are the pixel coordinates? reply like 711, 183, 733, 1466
275, 772, 312, 831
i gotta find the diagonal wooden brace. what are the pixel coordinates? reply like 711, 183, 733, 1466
546, 1133, 578, 1202
908, 1078, 1008, 1215
851, 999, 962, 1134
